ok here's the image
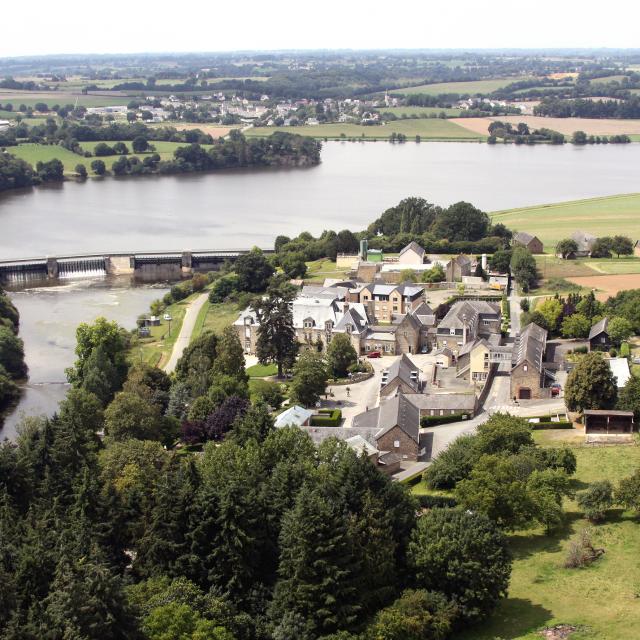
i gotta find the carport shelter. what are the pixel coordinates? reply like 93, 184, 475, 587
583, 409, 634, 435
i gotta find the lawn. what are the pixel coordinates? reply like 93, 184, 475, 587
246, 363, 278, 377
304, 258, 352, 283
391, 76, 531, 96
457, 432, 640, 640
191, 300, 241, 340
245, 118, 485, 141
491, 193, 640, 251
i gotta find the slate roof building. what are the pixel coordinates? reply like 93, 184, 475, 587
398, 241, 426, 265
352, 394, 423, 461
510, 322, 549, 400
513, 231, 544, 254
589, 317, 610, 351
570, 230, 597, 258
436, 300, 501, 352
380, 353, 422, 397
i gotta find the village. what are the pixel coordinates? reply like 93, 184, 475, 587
234, 237, 636, 481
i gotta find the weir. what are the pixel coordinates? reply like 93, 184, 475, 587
0, 249, 274, 283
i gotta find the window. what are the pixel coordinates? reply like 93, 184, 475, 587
393, 440, 400, 448
304, 319, 314, 329
346, 324, 353, 334
523, 364, 528, 372
450, 328, 456, 335
440, 410, 444, 416
393, 306, 398, 312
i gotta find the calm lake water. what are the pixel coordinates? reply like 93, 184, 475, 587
2, 140, 640, 438
2, 141, 640, 259
1, 278, 168, 441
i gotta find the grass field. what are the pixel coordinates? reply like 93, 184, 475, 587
391, 76, 530, 96
304, 258, 352, 283
191, 300, 241, 341
381, 106, 463, 118
0, 91, 129, 109
456, 431, 640, 640
491, 193, 640, 250
246, 119, 485, 141
246, 363, 278, 377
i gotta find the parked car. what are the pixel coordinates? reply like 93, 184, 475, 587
163, 313, 172, 321
366, 351, 382, 358
550, 383, 562, 397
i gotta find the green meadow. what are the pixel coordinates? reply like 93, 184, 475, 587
380, 106, 463, 117
0, 91, 129, 109
491, 193, 640, 251
246, 118, 485, 141
392, 76, 531, 96
414, 433, 640, 640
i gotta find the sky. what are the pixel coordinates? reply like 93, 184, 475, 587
2, 0, 640, 57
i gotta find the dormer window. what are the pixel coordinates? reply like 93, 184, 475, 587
303, 318, 314, 329
346, 324, 353, 334
325, 321, 333, 331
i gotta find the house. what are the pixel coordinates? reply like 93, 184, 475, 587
274, 405, 313, 429
398, 241, 426, 265
434, 346, 454, 368
570, 230, 597, 258
583, 409, 634, 441
456, 335, 511, 385
608, 357, 631, 388
435, 300, 501, 352
352, 394, 422, 461
446, 255, 472, 282
589, 317, 610, 351
513, 231, 544, 254
356, 283, 424, 324
510, 322, 549, 400
380, 353, 422, 397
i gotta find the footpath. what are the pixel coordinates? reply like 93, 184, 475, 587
163, 293, 209, 373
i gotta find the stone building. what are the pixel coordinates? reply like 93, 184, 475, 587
513, 231, 544, 254
435, 300, 501, 353
510, 322, 549, 400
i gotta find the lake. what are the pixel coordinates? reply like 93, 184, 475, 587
1, 278, 168, 441
2, 141, 640, 259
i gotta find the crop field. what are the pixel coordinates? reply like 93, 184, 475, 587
380, 106, 463, 117
567, 274, 640, 300
0, 91, 129, 109
491, 193, 640, 250
591, 74, 629, 84
152, 123, 232, 138
246, 118, 485, 141
391, 76, 530, 96
454, 115, 640, 136
460, 435, 640, 640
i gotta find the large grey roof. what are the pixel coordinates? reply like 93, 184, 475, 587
513, 322, 547, 372
513, 231, 538, 245
381, 354, 421, 394
411, 301, 436, 326
399, 241, 425, 257
406, 393, 476, 412
334, 304, 369, 334
571, 230, 597, 252
589, 317, 609, 340
375, 394, 420, 444
437, 300, 500, 332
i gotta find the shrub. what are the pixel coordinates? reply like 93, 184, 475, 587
616, 469, 640, 514
421, 413, 470, 427
564, 528, 604, 568
414, 494, 458, 509
577, 481, 613, 522
250, 379, 285, 408
309, 408, 342, 427
408, 508, 511, 623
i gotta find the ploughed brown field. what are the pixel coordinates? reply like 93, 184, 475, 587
161, 123, 232, 138
567, 274, 640, 300
452, 115, 640, 136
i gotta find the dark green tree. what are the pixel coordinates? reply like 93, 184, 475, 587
289, 350, 328, 407
234, 247, 275, 293
407, 508, 511, 623
253, 281, 298, 378
326, 333, 358, 378
270, 484, 359, 637
565, 351, 617, 411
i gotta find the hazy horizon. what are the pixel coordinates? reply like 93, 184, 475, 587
3, 0, 640, 58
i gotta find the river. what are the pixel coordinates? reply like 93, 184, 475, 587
2, 141, 640, 258
1, 278, 169, 441
2, 140, 640, 439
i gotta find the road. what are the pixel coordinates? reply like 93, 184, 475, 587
163, 293, 209, 373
